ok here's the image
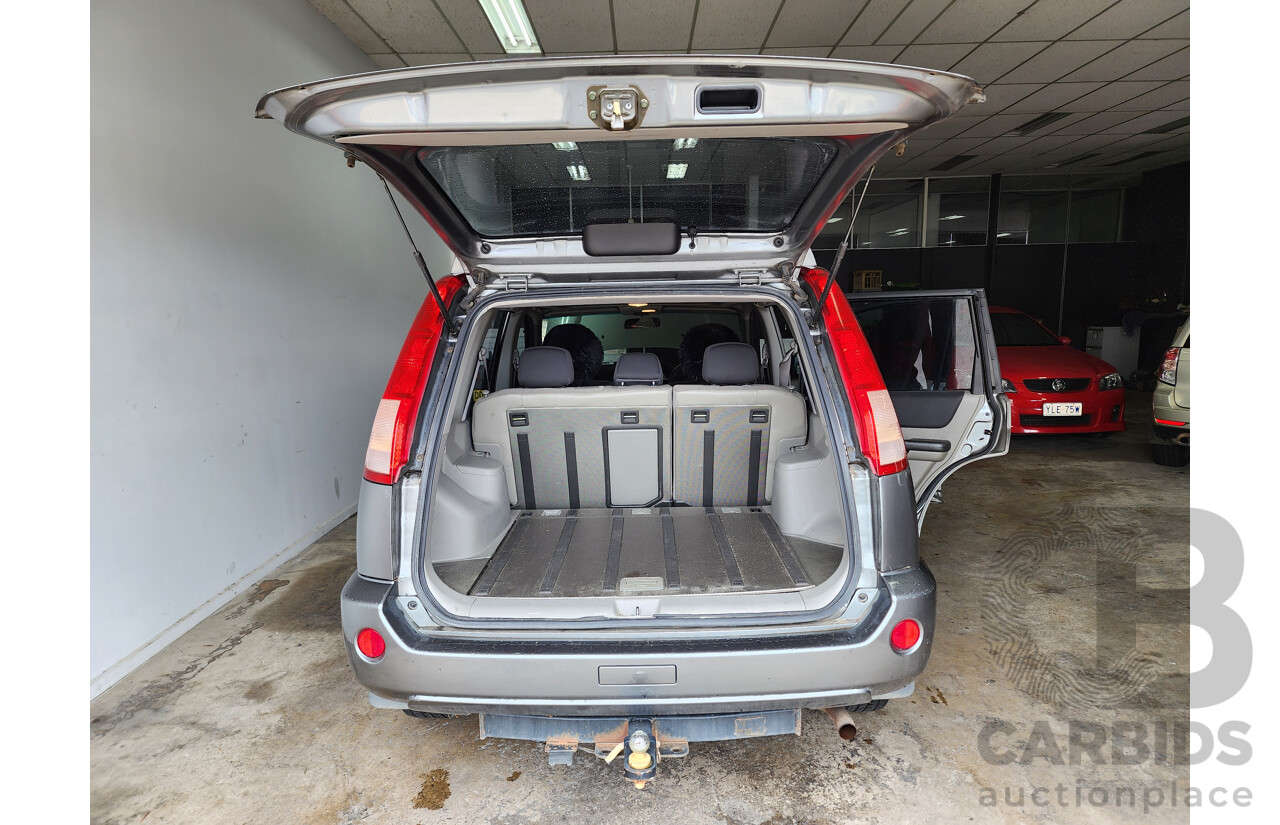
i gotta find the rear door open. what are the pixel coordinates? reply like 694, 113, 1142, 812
848, 290, 1011, 523
256, 56, 983, 284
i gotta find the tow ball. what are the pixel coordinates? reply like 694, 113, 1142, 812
620, 722, 656, 788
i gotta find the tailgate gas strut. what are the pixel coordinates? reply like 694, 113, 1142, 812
379, 175, 457, 335
814, 164, 875, 317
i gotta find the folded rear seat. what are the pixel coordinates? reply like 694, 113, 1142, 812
471, 348, 672, 509
672, 342, 808, 507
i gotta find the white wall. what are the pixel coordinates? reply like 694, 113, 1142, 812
91, 0, 452, 696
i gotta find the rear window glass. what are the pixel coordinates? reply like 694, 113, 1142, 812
543, 310, 743, 366
418, 138, 838, 238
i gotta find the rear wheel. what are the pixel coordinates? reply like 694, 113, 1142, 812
1152, 443, 1190, 466
848, 699, 889, 713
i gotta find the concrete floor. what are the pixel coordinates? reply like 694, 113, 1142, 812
91, 392, 1189, 824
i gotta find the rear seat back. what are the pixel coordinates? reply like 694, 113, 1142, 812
672, 342, 808, 507
471, 347, 671, 509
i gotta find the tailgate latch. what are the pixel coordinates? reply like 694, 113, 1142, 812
588, 85, 648, 131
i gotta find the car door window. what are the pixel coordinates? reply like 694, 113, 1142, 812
855, 299, 976, 391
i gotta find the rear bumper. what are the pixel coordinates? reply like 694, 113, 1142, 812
1151, 389, 1189, 441
1009, 388, 1125, 434
339, 563, 936, 717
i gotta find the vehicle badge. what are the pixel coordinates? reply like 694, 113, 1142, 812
1051, 379, 1066, 392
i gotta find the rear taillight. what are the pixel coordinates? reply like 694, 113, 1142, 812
801, 268, 908, 476
1158, 347, 1180, 385
363, 276, 466, 485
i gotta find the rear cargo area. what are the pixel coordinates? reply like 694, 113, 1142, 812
434, 506, 842, 599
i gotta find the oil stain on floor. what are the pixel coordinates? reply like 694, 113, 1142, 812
413, 768, 451, 810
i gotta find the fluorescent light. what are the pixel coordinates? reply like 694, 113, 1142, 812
939, 214, 965, 221
997, 232, 1011, 238
861, 242, 871, 246
479, 0, 541, 54
566, 164, 590, 181
673, 138, 699, 150
552, 142, 578, 151
826, 217, 845, 224
666, 163, 688, 180
888, 228, 910, 236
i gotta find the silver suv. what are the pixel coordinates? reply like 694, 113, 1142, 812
258, 56, 1010, 781
1151, 316, 1190, 466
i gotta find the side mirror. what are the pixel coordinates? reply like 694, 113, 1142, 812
1058, 336, 1072, 345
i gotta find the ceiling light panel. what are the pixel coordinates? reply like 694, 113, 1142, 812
478, 0, 541, 54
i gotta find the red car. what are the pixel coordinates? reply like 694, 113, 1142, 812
991, 307, 1126, 435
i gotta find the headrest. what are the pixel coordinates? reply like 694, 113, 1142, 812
613, 352, 664, 386
542, 323, 604, 386
517, 347, 575, 388
702, 342, 760, 385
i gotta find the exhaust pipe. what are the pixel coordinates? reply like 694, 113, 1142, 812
824, 707, 858, 741
1175, 432, 1189, 445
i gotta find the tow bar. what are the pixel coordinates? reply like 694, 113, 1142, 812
478, 709, 804, 786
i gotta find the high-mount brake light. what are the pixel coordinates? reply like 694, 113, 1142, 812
802, 269, 908, 476
363, 276, 466, 485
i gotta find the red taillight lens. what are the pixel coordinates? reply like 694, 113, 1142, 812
364, 276, 466, 484
801, 268, 908, 476
356, 627, 385, 659
890, 619, 921, 652
1157, 347, 1180, 386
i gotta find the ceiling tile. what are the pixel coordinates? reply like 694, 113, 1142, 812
434, 0, 505, 55
616, 0, 697, 51
950, 42, 1048, 85
1000, 82, 1105, 113
958, 113, 1042, 138
1066, 0, 1189, 40
1112, 80, 1188, 111
828, 45, 903, 62
839, 0, 908, 46
692, 0, 783, 49
903, 136, 990, 157
963, 135, 1044, 156
1140, 9, 1189, 38
1122, 46, 1188, 81
988, 0, 1113, 43
768, 0, 865, 48
894, 43, 975, 72
307, 0, 390, 53
997, 40, 1119, 84
368, 53, 408, 70
1051, 110, 1143, 135
524, 0, 615, 53
401, 53, 472, 66
1060, 39, 1187, 82
1098, 110, 1188, 135
878, 0, 954, 46
1013, 133, 1090, 156
347, 0, 464, 53
916, 0, 1024, 44
1061, 81, 1164, 112
761, 46, 833, 57
912, 116, 985, 141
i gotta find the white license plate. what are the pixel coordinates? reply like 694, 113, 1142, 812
1043, 402, 1083, 416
